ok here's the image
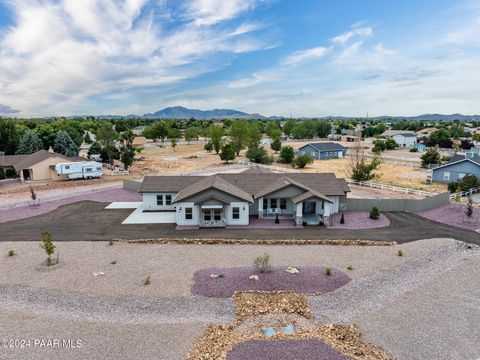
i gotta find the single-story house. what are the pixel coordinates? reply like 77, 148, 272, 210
0, 149, 86, 181
132, 136, 147, 148
296, 142, 348, 160
138, 168, 350, 227
383, 130, 417, 147
431, 154, 480, 183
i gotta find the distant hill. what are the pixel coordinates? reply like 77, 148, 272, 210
141, 106, 265, 119
399, 113, 480, 121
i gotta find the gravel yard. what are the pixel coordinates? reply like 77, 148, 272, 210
418, 203, 480, 231
191, 266, 351, 297
0, 239, 449, 298
328, 212, 390, 229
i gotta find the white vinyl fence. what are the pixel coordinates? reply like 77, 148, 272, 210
346, 179, 438, 197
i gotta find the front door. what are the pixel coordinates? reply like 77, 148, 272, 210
303, 201, 316, 215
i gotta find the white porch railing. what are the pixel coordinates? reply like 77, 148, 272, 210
346, 179, 438, 197
450, 187, 480, 201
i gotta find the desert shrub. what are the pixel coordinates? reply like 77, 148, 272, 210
275, 214, 279, 224
397, 250, 404, 257
465, 196, 474, 218
409, 147, 418, 152
0, 167, 5, 180
325, 267, 332, 276
292, 153, 314, 168
369, 206, 380, 220
109, 239, 114, 246
458, 175, 479, 192
254, 253, 272, 273
448, 181, 459, 193
347, 265, 353, 271
204, 142, 213, 152
339, 213, 345, 224
7, 249, 16, 257
279, 146, 295, 164
40, 231, 56, 266
144, 276, 151, 285
111, 260, 117, 265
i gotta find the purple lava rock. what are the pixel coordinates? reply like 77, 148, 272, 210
226, 339, 350, 360
191, 266, 351, 298
418, 203, 480, 231
327, 211, 390, 229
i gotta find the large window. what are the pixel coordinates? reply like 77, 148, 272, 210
185, 207, 193, 220
270, 199, 278, 209
213, 209, 222, 221
203, 209, 211, 221
280, 198, 287, 210
156, 195, 163, 206
232, 207, 240, 220
443, 172, 450, 181
165, 195, 172, 205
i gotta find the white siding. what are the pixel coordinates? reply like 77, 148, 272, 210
176, 202, 199, 226
225, 202, 249, 225
142, 192, 177, 211
393, 135, 417, 147
327, 196, 340, 214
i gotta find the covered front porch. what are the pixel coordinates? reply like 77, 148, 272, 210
198, 204, 227, 228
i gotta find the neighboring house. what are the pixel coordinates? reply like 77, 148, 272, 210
415, 143, 427, 152
132, 136, 147, 148
0, 149, 86, 181
383, 130, 418, 147
431, 154, 480, 183
138, 168, 350, 227
296, 142, 348, 160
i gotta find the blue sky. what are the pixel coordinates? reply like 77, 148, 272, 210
0, 0, 479, 117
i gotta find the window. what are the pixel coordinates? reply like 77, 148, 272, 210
263, 199, 268, 210
85, 168, 92, 172
165, 195, 172, 205
213, 209, 222, 221
458, 173, 466, 179
311, 152, 316, 157
185, 207, 192, 220
280, 198, 287, 210
270, 199, 278, 209
443, 172, 450, 181
65, 165, 70, 169
156, 195, 163, 206
232, 207, 240, 219
203, 209, 211, 221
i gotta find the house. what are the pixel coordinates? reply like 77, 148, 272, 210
415, 143, 427, 152
296, 142, 348, 160
431, 154, 480, 183
138, 168, 350, 227
132, 136, 147, 148
0, 149, 86, 181
383, 130, 417, 147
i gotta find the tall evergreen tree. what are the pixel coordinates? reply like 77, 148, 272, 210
16, 130, 43, 154
53, 130, 79, 157
0, 119, 19, 155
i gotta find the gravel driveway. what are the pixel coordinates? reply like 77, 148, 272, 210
0, 201, 478, 244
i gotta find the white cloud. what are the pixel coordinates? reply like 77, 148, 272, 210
331, 26, 373, 44
0, 0, 272, 116
283, 47, 330, 65
228, 73, 267, 89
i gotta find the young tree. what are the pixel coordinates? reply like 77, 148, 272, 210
465, 195, 474, 218
84, 132, 93, 144
219, 142, 236, 163
184, 127, 199, 143
349, 133, 380, 181
292, 153, 314, 168
170, 137, 177, 152
88, 141, 102, 156
246, 146, 269, 164
229, 120, 248, 155
40, 231, 56, 266
420, 147, 441, 168
270, 136, 282, 153
119, 131, 136, 170
279, 146, 295, 164
204, 141, 213, 152
53, 130, 79, 157
16, 130, 43, 154
143, 122, 168, 142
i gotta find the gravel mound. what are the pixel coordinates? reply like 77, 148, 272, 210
226, 339, 351, 360
309, 239, 480, 324
192, 266, 351, 298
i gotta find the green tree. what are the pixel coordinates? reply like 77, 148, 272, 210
53, 130, 79, 157
279, 146, 295, 164
96, 123, 118, 163
219, 142, 236, 163
0, 119, 19, 155
207, 125, 223, 154
292, 153, 314, 168
282, 119, 296, 136
246, 123, 262, 148
143, 122, 168, 142
119, 131, 136, 169
184, 127, 199, 142
229, 120, 248, 155
84, 132, 93, 144
270, 136, 282, 153
246, 146, 270, 164
35, 123, 59, 149
40, 231, 56, 266
204, 142, 213, 152
16, 130, 43, 154
88, 142, 102, 156
316, 121, 332, 138
385, 138, 397, 150
420, 147, 441, 167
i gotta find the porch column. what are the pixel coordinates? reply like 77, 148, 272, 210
258, 197, 264, 219
295, 202, 303, 225
324, 202, 332, 226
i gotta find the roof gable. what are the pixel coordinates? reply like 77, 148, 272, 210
300, 142, 346, 152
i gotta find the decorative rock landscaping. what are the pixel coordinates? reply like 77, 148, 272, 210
327, 211, 390, 229
191, 266, 351, 298
418, 203, 480, 231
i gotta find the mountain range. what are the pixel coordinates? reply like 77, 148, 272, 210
96, 106, 480, 121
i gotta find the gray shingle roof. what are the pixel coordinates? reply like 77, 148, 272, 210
300, 142, 347, 152
0, 150, 84, 171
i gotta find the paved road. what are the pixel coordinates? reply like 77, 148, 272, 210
0, 201, 478, 244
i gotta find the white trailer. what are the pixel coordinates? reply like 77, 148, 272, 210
55, 161, 103, 180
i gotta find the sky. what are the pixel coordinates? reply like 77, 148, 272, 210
0, 0, 479, 117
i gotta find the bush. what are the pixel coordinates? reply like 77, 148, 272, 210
409, 147, 418, 152
346, 265, 353, 271
0, 167, 5, 180
275, 214, 279, 224
7, 249, 16, 257
219, 142, 236, 163
254, 253, 272, 273
246, 146, 270, 164
325, 267, 332, 276
204, 142, 213, 152
458, 175, 479, 192
144, 276, 151, 285
397, 250, 404, 257
292, 153, 314, 168
111, 260, 117, 265
279, 146, 295, 164
466, 196, 474, 218
369, 206, 380, 220
5, 168, 16, 178
109, 239, 114, 246
421, 147, 441, 167
448, 181, 459, 193
339, 213, 345, 224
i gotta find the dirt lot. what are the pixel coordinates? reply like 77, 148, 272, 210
0, 201, 478, 244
